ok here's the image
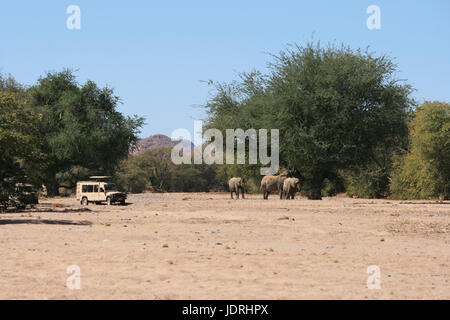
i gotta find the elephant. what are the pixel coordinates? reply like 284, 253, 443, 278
260, 174, 288, 200
282, 177, 300, 200
229, 177, 245, 199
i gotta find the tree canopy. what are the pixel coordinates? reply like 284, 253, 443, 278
27, 70, 144, 194
0, 70, 144, 201
204, 42, 413, 199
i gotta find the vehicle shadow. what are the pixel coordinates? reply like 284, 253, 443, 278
0, 219, 93, 226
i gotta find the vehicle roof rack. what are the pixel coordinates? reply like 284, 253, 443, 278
89, 176, 111, 181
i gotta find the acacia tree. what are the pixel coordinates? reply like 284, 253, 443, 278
271, 43, 413, 199
28, 70, 144, 195
204, 42, 413, 199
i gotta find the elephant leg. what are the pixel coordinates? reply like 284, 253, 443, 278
241, 187, 245, 199
230, 191, 234, 199
236, 187, 240, 199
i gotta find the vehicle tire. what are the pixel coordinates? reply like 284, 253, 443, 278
106, 197, 112, 206
81, 197, 88, 206
120, 201, 126, 206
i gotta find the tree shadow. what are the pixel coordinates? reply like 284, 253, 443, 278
0, 219, 93, 226
1, 207, 93, 214
88, 202, 133, 207
33, 208, 94, 213
398, 201, 450, 205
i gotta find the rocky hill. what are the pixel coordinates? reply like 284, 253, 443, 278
134, 134, 193, 154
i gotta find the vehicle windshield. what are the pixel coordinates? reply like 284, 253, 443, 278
104, 184, 118, 192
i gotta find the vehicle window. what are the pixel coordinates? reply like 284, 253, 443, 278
82, 185, 88, 193
87, 185, 93, 193
94, 185, 98, 192
105, 184, 117, 191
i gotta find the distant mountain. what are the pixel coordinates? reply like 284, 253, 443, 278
134, 134, 194, 154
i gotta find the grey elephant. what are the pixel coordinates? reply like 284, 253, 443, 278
282, 177, 300, 200
260, 174, 288, 200
229, 177, 245, 199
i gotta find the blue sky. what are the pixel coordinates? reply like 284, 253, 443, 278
1, 1, 449, 138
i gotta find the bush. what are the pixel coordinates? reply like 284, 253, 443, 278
343, 168, 389, 199
390, 154, 440, 200
321, 176, 345, 197
390, 102, 450, 200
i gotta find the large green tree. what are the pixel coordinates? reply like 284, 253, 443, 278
204, 43, 413, 199
28, 70, 144, 195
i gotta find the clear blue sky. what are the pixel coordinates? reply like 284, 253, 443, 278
1, 1, 449, 138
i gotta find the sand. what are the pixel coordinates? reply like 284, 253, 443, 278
0, 193, 449, 300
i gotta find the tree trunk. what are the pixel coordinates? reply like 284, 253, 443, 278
44, 171, 59, 197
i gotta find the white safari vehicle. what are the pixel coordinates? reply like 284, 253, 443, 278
76, 176, 127, 206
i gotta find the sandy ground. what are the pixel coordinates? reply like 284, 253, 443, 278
0, 192, 449, 300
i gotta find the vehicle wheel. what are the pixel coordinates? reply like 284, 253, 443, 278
120, 201, 126, 206
81, 197, 88, 206
106, 197, 112, 206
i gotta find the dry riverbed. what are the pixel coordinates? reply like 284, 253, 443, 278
0, 193, 449, 299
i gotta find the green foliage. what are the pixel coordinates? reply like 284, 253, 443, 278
342, 167, 389, 199
0, 73, 23, 92
204, 42, 412, 199
171, 167, 207, 192
0, 91, 38, 208
116, 147, 223, 193
321, 175, 345, 197
116, 148, 172, 193
390, 102, 450, 200
27, 70, 145, 194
